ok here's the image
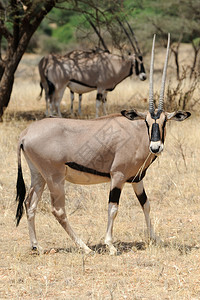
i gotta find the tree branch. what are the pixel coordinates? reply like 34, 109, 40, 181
86, 17, 109, 52
0, 22, 13, 41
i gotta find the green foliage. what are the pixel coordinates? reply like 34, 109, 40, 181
193, 38, 200, 47
121, 0, 200, 47
38, 19, 53, 36
36, 0, 200, 54
52, 23, 75, 44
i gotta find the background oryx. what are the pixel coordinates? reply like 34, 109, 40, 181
38, 48, 146, 117
16, 34, 190, 255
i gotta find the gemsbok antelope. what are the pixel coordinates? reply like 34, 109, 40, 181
16, 34, 190, 255
38, 48, 146, 118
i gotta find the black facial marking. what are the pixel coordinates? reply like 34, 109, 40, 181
109, 187, 121, 204
138, 55, 143, 62
140, 63, 145, 74
138, 55, 146, 74
151, 122, 161, 142
162, 118, 167, 143
136, 189, 147, 207
20, 143, 24, 151
150, 110, 162, 120
145, 120, 150, 138
65, 162, 110, 178
135, 58, 139, 75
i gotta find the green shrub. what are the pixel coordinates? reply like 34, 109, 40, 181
52, 23, 75, 44
39, 36, 64, 54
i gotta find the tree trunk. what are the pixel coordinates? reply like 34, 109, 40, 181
0, 44, 28, 120
0, 1, 57, 121
0, 72, 14, 121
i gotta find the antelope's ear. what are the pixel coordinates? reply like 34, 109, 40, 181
121, 109, 147, 120
166, 111, 191, 121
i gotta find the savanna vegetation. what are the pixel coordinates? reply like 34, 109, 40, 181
0, 1, 200, 299
0, 0, 199, 118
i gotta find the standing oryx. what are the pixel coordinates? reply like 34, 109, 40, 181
38, 48, 146, 117
16, 34, 190, 255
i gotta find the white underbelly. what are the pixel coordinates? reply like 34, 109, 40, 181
68, 82, 95, 94
65, 166, 110, 185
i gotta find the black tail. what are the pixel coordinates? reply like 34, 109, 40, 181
38, 81, 43, 99
45, 76, 55, 96
38, 77, 55, 100
16, 144, 26, 226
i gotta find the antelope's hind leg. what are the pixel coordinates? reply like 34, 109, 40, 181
47, 172, 92, 254
25, 163, 46, 251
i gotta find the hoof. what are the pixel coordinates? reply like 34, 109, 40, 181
106, 244, 118, 256
150, 235, 163, 246
84, 247, 93, 255
31, 245, 43, 254
31, 246, 40, 256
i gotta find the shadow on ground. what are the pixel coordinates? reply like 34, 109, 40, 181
41, 239, 200, 256
42, 241, 147, 256
4, 110, 46, 121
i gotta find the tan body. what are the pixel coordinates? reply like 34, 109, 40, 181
21, 115, 153, 185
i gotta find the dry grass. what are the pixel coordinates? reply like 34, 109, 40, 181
0, 47, 200, 299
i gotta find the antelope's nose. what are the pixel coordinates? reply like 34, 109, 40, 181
150, 123, 163, 154
149, 141, 163, 155
139, 72, 147, 81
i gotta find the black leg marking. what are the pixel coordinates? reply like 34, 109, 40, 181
109, 188, 121, 205
97, 93, 103, 100
136, 189, 147, 207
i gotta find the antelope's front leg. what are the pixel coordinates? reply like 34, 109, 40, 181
132, 181, 157, 241
78, 94, 82, 115
70, 91, 74, 115
102, 91, 107, 116
45, 95, 50, 117
105, 174, 124, 255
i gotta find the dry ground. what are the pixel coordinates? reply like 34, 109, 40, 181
0, 45, 200, 299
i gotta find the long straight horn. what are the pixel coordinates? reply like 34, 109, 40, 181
158, 33, 170, 111
149, 34, 156, 113
116, 17, 137, 54
126, 21, 141, 54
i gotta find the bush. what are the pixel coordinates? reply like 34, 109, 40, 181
39, 35, 65, 54
154, 67, 200, 111
27, 32, 40, 53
